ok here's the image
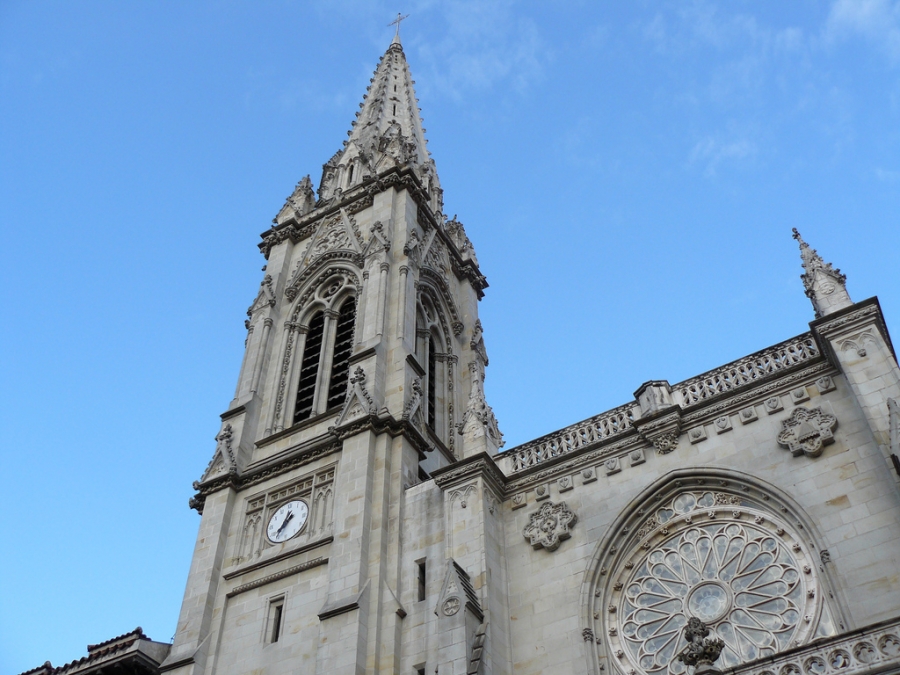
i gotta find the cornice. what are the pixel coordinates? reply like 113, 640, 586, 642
258, 166, 488, 296
226, 557, 329, 597
190, 439, 341, 513
329, 410, 457, 464
223, 536, 333, 581
811, 297, 895, 360
504, 434, 643, 494
431, 452, 507, 497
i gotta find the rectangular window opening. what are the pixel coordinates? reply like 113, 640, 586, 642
415, 667, 426, 675
417, 559, 427, 602
268, 597, 285, 643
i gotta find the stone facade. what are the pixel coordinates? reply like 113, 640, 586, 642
27, 37, 900, 675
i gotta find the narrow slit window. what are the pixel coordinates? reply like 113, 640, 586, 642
326, 297, 357, 409
294, 312, 325, 422
393, 103, 397, 115
268, 597, 285, 643
427, 336, 437, 429
347, 163, 354, 185
417, 560, 427, 602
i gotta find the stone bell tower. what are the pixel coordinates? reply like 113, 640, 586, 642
160, 35, 502, 675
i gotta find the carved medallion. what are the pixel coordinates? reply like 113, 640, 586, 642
777, 406, 838, 458
442, 597, 460, 616
522, 501, 577, 552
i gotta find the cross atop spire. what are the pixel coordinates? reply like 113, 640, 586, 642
792, 228, 852, 318
388, 13, 409, 42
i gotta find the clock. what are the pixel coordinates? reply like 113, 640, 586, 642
266, 499, 309, 543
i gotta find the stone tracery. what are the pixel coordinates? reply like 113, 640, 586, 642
586, 473, 843, 675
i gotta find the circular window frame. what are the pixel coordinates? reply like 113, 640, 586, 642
582, 469, 846, 675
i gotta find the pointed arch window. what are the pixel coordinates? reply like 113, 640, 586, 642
326, 297, 356, 409
294, 312, 325, 421
293, 295, 357, 424
415, 292, 452, 444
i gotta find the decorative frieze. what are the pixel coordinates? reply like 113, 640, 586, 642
605, 457, 621, 476
764, 396, 785, 414
739, 406, 759, 424
791, 387, 811, 404
816, 376, 836, 394
713, 415, 732, 434
688, 426, 708, 444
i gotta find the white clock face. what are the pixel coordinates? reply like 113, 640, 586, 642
266, 499, 309, 543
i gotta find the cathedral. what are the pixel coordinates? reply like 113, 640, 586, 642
27, 35, 900, 675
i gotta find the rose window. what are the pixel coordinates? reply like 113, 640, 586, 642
599, 487, 838, 675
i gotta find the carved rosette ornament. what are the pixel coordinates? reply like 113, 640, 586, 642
777, 407, 837, 458
523, 501, 577, 552
653, 433, 679, 455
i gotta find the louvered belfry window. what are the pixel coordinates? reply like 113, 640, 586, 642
294, 312, 325, 422
326, 297, 356, 409
427, 335, 437, 430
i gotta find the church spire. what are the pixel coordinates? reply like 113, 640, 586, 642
316, 36, 442, 213
792, 228, 852, 318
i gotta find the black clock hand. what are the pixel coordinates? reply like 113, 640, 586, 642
276, 510, 294, 535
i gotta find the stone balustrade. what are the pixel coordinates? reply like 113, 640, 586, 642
503, 403, 637, 472
727, 617, 900, 675
676, 334, 820, 406
502, 334, 823, 474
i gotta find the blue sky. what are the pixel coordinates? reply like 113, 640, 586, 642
2, 1, 900, 671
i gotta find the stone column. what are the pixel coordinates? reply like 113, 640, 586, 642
314, 309, 340, 414
249, 318, 273, 394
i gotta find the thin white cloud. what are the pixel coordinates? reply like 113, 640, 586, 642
688, 136, 757, 177
825, 0, 900, 63
409, 0, 548, 100
874, 167, 900, 182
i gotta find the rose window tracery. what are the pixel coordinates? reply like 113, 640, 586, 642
596, 485, 839, 675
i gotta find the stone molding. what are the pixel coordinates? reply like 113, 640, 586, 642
318, 580, 369, 621
222, 536, 333, 581
190, 439, 342, 513
432, 452, 506, 499
226, 556, 328, 597
812, 299, 895, 361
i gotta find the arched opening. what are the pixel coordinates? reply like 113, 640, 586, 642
294, 312, 325, 422
326, 297, 356, 409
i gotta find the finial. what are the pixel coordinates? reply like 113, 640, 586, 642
388, 12, 409, 43
791, 228, 852, 318
677, 618, 724, 673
